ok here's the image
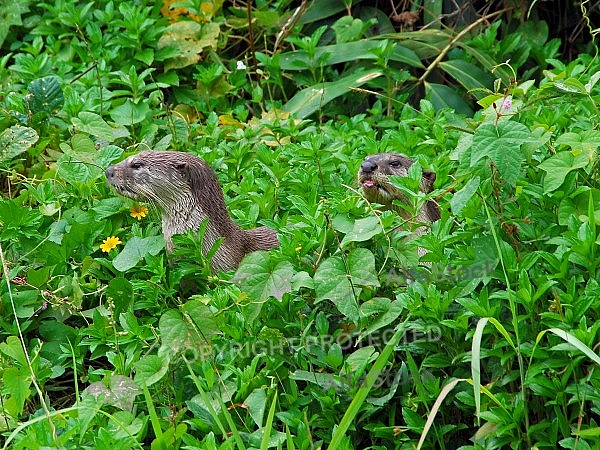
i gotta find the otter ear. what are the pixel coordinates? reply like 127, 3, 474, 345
422, 170, 436, 192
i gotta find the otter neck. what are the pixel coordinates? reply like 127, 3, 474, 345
158, 191, 248, 271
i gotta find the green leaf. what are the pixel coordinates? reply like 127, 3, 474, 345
72, 112, 115, 142
0, 336, 28, 367
245, 389, 267, 427
0, 0, 30, 47
109, 99, 151, 125
133, 355, 170, 387
0, 125, 39, 164
424, 82, 473, 115
471, 122, 540, 187
283, 69, 383, 119
450, 176, 480, 215
232, 251, 294, 302
555, 130, 600, 155
538, 151, 590, 193
112, 236, 165, 271
438, 59, 494, 98
26, 76, 64, 113
553, 78, 587, 95
157, 302, 218, 362
279, 39, 422, 71
158, 21, 220, 70
340, 216, 383, 246
314, 248, 379, 323
359, 297, 405, 340
3, 367, 31, 416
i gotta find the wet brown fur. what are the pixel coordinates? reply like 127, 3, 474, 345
106, 150, 279, 272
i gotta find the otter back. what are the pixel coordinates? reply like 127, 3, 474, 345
106, 150, 279, 272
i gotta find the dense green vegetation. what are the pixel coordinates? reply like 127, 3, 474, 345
1, 0, 600, 448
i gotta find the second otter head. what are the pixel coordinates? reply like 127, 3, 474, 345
358, 153, 436, 205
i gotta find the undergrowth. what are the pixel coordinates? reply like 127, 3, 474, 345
1, 0, 600, 449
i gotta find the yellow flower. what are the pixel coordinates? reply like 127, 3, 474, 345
100, 236, 122, 253
295, 245, 302, 252
130, 204, 148, 220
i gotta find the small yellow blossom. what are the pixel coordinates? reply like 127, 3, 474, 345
100, 236, 122, 253
130, 204, 148, 220
295, 245, 302, 252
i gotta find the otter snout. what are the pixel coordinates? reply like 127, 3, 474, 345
106, 165, 116, 182
360, 159, 378, 174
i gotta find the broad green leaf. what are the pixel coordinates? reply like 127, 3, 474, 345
538, 151, 590, 193
340, 216, 383, 246
57, 135, 104, 184
158, 304, 216, 362
245, 389, 267, 427
438, 59, 494, 98
359, 297, 405, 341
0, 336, 28, 367
26, 76, 64, 113
133, 355, 170, 387
84, 375, 140, 411
3, 367, 30, 415
314, 248, 379, 323
232, 251, 295, 302
450, 176, 480, 215
555, 130, 600, 155
471, 122, 539, 187
283, 69, 383, 119
553, 78, 587, 94
109, 99, 150, 125
158, 21, 219, 70
424, 82, 473, 115
112, 236, 165, 271
0, 0, 30, 47
72, 112, 115, 142
0, 125, 38, 163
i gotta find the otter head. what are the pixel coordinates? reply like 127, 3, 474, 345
105, 150, 224, 214
357, 153, 436, 207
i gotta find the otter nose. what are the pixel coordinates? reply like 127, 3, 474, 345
106, 166, 115, 180
360, 160, 377, 174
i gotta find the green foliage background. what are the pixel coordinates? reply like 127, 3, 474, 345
0, 0, 600, 449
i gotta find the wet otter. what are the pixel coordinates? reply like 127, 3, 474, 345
105, 150, 279, 272
358, 153, 440, 223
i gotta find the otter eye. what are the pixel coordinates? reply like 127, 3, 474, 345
131, 162, 143, 169
389, 160, 400, 167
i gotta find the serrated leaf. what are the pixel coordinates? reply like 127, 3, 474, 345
314, 248, 379, 323
0, 125, 38, 163
112, 236, 165, 271
26, 76, 64, 113
471, 122, 539, 187
72, 112, 115, 142
232, 251, 294, 302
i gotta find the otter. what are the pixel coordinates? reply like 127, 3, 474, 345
105, 150, 279, 272
358, 153, 440, 223
358, 153, 439, 258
